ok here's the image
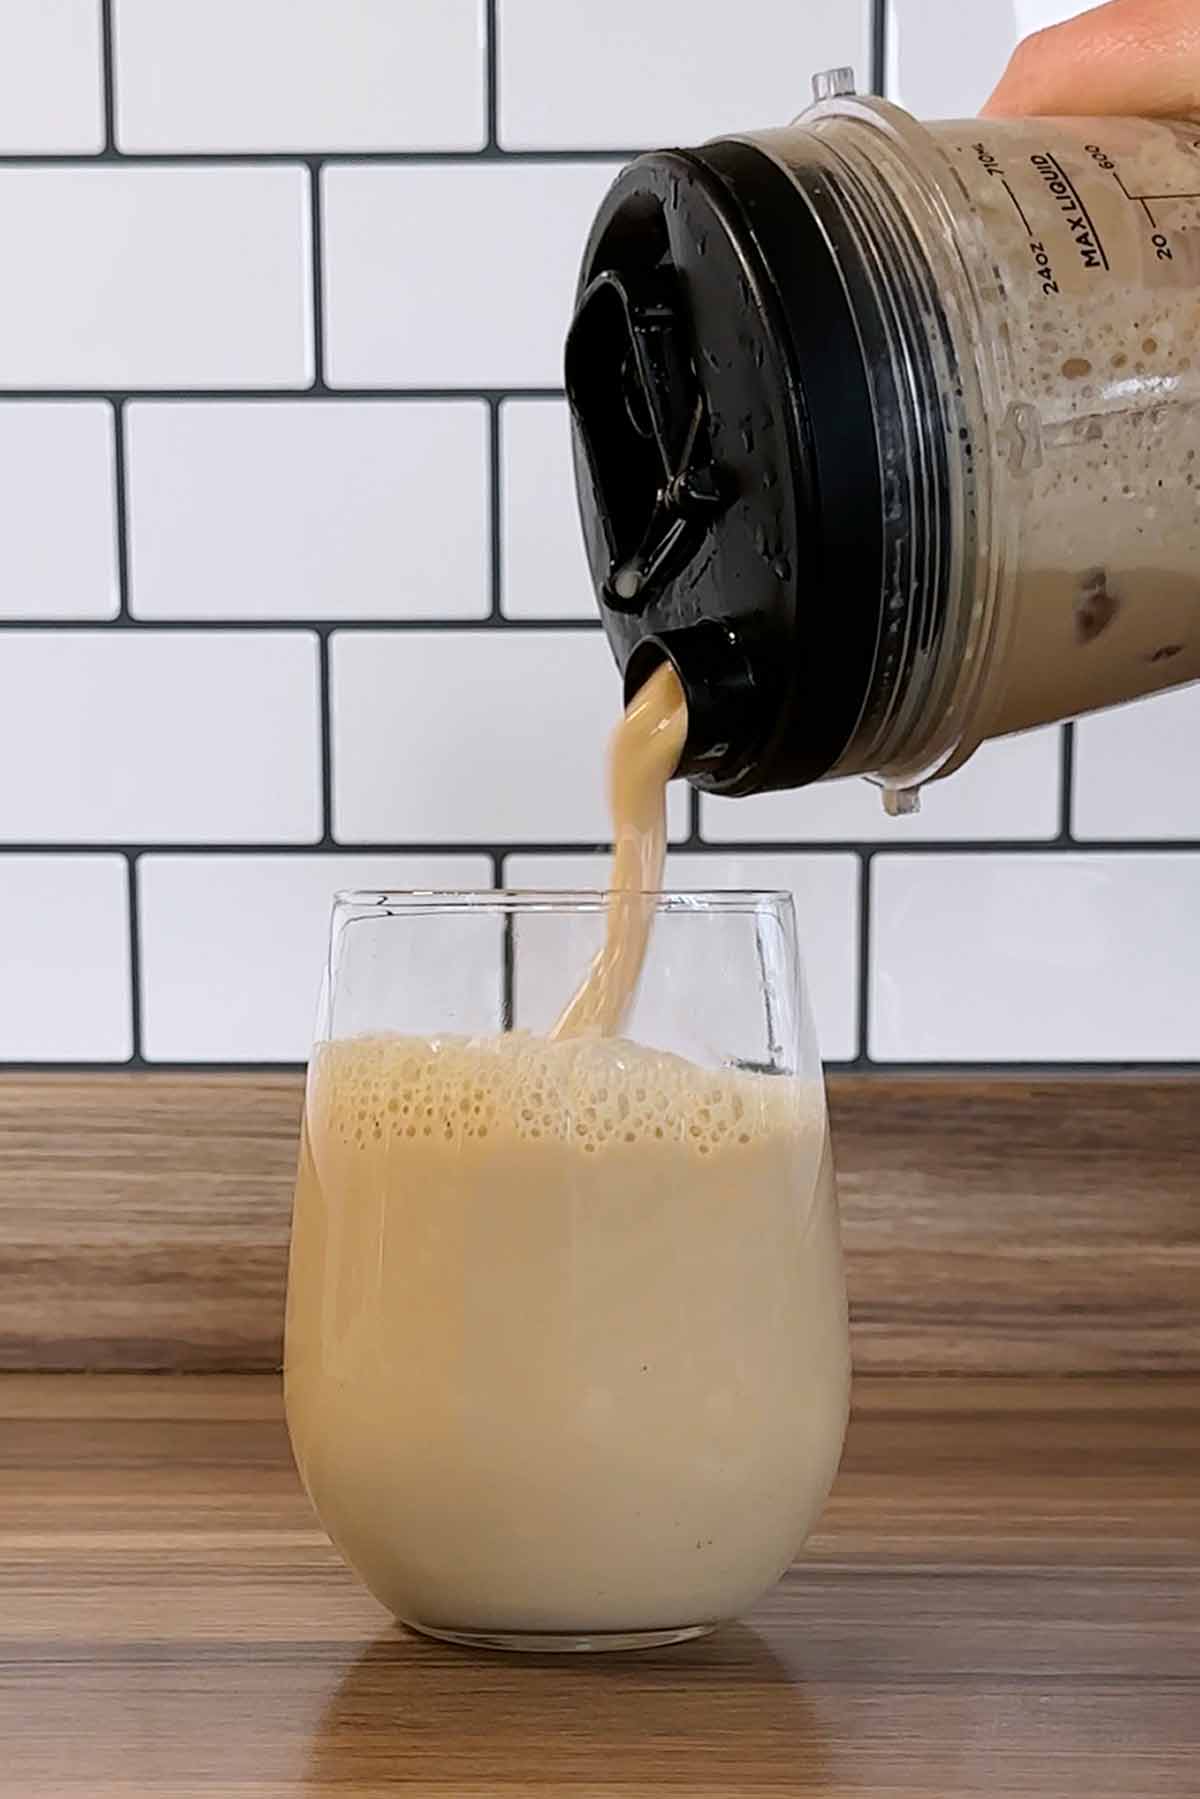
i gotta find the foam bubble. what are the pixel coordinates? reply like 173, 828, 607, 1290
308, 1032, 819, 1160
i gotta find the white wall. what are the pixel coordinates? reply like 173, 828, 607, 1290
1, 0, 1196, 1069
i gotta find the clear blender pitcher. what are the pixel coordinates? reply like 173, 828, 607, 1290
567, 69, 1200, 811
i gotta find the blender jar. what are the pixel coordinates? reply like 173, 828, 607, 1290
567, 69, 1200, 809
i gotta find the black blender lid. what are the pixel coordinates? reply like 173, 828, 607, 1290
566, 137, 884, 795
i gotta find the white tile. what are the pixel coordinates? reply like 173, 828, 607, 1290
322, 162, 620, 389
0, 632, 320, 842
1011, 1, 1092, 39
0, 855, 130, 1061
1073, 689, 1200, 842
504, 852, 607, 887
886, 0, 1017, 115
139, 854, 493, 1061
332, 630, 687, 844
0, 403, 117, 618
886, 0, 1083, 116
0, 1, 103, 153
671, 852, 859, 1063
507, 850, 860, 1062
499, 0, 868, 149
500, 398, 595, 619
0, 168, 312, 389
702, 727, 1061, 843
114, 0, 485, 152
871, 853, 1200, 1062
127, 401, 489, 621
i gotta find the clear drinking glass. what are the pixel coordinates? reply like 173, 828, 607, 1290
284, 890, 850, 1654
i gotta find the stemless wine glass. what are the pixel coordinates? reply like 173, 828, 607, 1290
284, 890, 850, 1654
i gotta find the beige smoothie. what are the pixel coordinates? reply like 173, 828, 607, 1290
285, 1029, 848, 1639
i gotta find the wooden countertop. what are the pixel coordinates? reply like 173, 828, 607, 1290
5, 1074, 1199, 1374
4, 1374, 1197, 1797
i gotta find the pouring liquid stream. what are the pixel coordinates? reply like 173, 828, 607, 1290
550, 661, 688, 1040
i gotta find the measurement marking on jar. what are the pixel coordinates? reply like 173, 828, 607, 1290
1028, 239, 1059, 294
1002, 179, 1034, 236
1085, 144, 1199, 247
1103, 159, 1161, 224
1031, 152, 1111, 271
1126, 194, 1198, 253
969, 144, 1038, 238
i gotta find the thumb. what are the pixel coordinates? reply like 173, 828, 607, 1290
982, 0, 1200, 117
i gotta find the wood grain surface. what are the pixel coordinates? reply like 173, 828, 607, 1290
2, 1372, 1197, 1797
2, 1074, 1198, 1374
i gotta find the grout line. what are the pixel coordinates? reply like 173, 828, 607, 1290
687, 787, 702, 845
0, 149, 638, 167
1059, 721, 1076, 842
0, 616, 602, 633
492, 849, 516, 1032
841, 1059, 1200, 1076
488, 397, 504, 618
870, 0, 888, 95
485, 0, 499, 150
110, 399, 131, 618
307, 161, 327, 391
4, 1056, 1199, 1077
3, 837, 1200, 857
857, 851, 873, 1062
497, 870, 516, 1029
99, 0, 117, 152
0, 387, 565, 403
317, 630, 334, 844
125, 854, 144, 1062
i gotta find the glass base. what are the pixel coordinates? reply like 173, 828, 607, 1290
404, 1620, 715, 1654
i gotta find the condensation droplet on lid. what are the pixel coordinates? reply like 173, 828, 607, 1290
882, 786, 921, 817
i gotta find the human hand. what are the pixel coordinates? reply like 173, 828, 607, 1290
983, 0, 1200, 116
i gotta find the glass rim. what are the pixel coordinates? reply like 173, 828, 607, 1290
332, 887, 795, 915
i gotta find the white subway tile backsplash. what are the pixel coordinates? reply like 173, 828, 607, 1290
0, 855, 131, 1061
332, 630, 686, 844
702, 728, 1061, 843
0, 403, 117, 619
886, 0, 1082, 116
0, 0, 1191, 1073
500, 399, 595, 619
1073, 690, 1200, 842
114, 0, 485, 153
0, 168, 312, 390
1010, 0, 1092, 24
871, 853, 1200, 1061
0, 1, 103, 154
886, 0, 1016, 116
506, 851, 860, 1062
139, 853, 492, 1061
0, 633, 320, 843
503, 854, 610, 889
499, 0, 868, 149
322, 163, 621, 389
127, 400, 489, 620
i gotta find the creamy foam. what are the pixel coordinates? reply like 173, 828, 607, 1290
309, 1028, 820, 1157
